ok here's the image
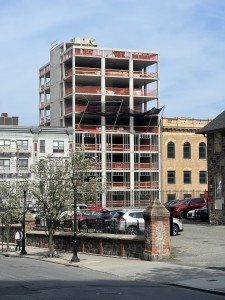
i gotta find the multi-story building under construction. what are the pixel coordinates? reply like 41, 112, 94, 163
39, 37, 161, 208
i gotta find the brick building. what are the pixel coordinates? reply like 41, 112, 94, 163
197, 111, 225, 224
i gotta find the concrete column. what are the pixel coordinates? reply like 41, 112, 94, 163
143, 200, 170, 261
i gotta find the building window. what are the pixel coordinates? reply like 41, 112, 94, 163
19, 159, 28, 169
0, 159, 10, 170
40, 140, 45, 153
214, 133, 222, 153
199, 171, 207, 184
184, 171, 191, 184
0, 139, 10, 148
53, 141, 64, 153
183, 142, 191, 159
199, 142, 206, 159
167, 141, 175, 158
17, 140, 28, 151
167, 171, 175, 184
215, 174, 222, 198
167, 194, 176, 201
183, 193, 191, 199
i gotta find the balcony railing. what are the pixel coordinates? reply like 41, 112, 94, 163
40, 100, 50, 108
107, 182, 130, 188
64, 67, 157, 80
106, 163, 130, 170
62, 48, 158, 62
134, 145, 158, 151
39, 64, 50, 77
134, 181, 159, 188
65, 86, 157, 97
134, 163, 158, 170
75, 124, 158, 134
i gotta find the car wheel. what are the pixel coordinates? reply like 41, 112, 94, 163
126, 226, 138, 235
179, 210, 186, 219
172, 224, 179, 236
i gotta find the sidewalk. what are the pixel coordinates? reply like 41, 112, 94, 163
1, 245, 225, 296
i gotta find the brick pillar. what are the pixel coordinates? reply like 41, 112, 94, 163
143, 200, 170, 261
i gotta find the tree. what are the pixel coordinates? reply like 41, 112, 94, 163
29, 149, 103, 257
0, 181, 23, 251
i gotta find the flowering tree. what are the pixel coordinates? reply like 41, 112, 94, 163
0, 181, 23, 251
29, 149, 103, 257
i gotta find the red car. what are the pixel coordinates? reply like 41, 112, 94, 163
167, 197, 207, 219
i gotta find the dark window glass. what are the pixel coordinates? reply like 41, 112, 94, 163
167, 141, 175, 159
19, 159, 28, 168
199, 142, 206, 159
183, 194, 191, 199
40, 140, 45, 153
167, 194, 176, 201
168, 171, 175, 184
184, 171, 191, 184
183, 142, 191, 159
199, 171, 207, 184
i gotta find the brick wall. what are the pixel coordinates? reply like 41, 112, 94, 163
26, 231, 145, 259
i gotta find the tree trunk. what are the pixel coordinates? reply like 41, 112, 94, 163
48, 226, 55, 257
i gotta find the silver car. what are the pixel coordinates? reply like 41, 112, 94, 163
110, 209, 183, 236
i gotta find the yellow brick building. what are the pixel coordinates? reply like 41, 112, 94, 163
160, 117, 211, 203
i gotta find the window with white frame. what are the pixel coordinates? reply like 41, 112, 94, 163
0, 159, 10, 170
17, 140, 28, 150
53, 141, 64, 153
0, 140, 10, 149
19, 159, 28, 169
40, 140, 45, 153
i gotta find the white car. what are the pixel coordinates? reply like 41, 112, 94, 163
110, 209, 183, 236
187, 209, 198, 219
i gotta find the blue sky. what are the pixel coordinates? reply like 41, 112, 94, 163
0, 0, 225, 125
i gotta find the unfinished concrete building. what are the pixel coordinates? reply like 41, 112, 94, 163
39, 37, 161, 208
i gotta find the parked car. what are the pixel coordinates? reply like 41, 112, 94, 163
166, 197, 207, 219
110, 209, 183, 236
95, 210, 115, 230
62, 210, 101, 230
187, 209, 198, 219
196, 205, 209, 221
164, 200, 181, 208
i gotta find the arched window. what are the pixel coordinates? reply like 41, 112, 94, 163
199, 142, 206, 159
183, 142, 191, 159
167, 141, 175, 158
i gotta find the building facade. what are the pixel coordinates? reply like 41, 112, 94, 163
197, 111, 225, 224
39, 37, 161, 208
161, 117, 210, 202
0, 126, 73, 205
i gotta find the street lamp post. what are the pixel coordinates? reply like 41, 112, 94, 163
20, 189, 27, 255
70, 176, 80, 262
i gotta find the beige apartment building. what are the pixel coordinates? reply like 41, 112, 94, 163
160, 117, 211, 202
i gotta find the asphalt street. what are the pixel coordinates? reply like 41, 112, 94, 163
1, 219, 225, 298
0, 255, 224, 300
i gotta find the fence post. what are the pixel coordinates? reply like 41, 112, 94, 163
143, 200, 170, 261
